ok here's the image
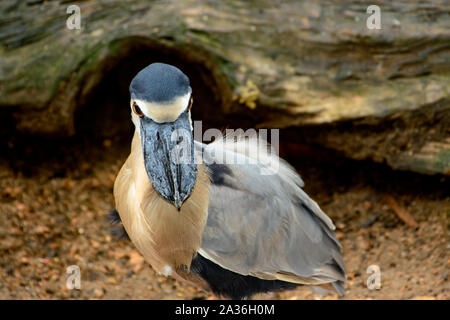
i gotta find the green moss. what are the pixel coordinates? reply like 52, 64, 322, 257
436, 149, 450, 173
189, 29, 221, 48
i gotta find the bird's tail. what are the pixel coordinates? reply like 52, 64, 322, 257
309, 281, 345, 297
332, 280, 345, 296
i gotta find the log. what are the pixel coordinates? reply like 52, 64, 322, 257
0, 0, 449, 175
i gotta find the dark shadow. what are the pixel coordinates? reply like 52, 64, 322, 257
74, 37, 232, 143
0, 36, 447, 202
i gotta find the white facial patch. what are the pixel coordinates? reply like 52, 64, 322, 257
133, 92, 191, 123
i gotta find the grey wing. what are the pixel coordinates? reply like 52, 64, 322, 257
195, 140, 346, 294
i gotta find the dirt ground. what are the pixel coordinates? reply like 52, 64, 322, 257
0, 133, 448, 300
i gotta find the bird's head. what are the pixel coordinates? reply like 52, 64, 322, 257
129, 63, 196, 210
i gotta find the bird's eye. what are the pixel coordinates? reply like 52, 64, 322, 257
132, 102, 144, 118
187, 95, 193, 111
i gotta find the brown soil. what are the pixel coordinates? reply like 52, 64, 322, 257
0, 132, 448, 300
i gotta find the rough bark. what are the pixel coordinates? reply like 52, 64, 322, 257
0, 0, 449, 175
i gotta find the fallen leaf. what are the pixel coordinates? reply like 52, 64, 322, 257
129, 251, 144, 273
385, 195, 419, 228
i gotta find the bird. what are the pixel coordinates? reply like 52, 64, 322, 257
111, 62, 346, 299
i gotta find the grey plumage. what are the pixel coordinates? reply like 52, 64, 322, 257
195, 136, 346, 295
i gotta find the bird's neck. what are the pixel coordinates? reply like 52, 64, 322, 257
114, 131, 210, 275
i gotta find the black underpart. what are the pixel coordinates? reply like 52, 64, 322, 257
107, 209, 298, 299
106, 209, 121, 225
110, 225, 131, 241
106, 209, 130, 241
191, 254, 298, 300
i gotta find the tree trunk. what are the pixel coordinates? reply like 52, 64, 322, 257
0, 0, 449, 175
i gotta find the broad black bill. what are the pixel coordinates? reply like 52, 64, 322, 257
140, 111, 197, 210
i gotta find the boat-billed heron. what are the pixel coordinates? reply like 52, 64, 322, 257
112, 62, 346, 299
